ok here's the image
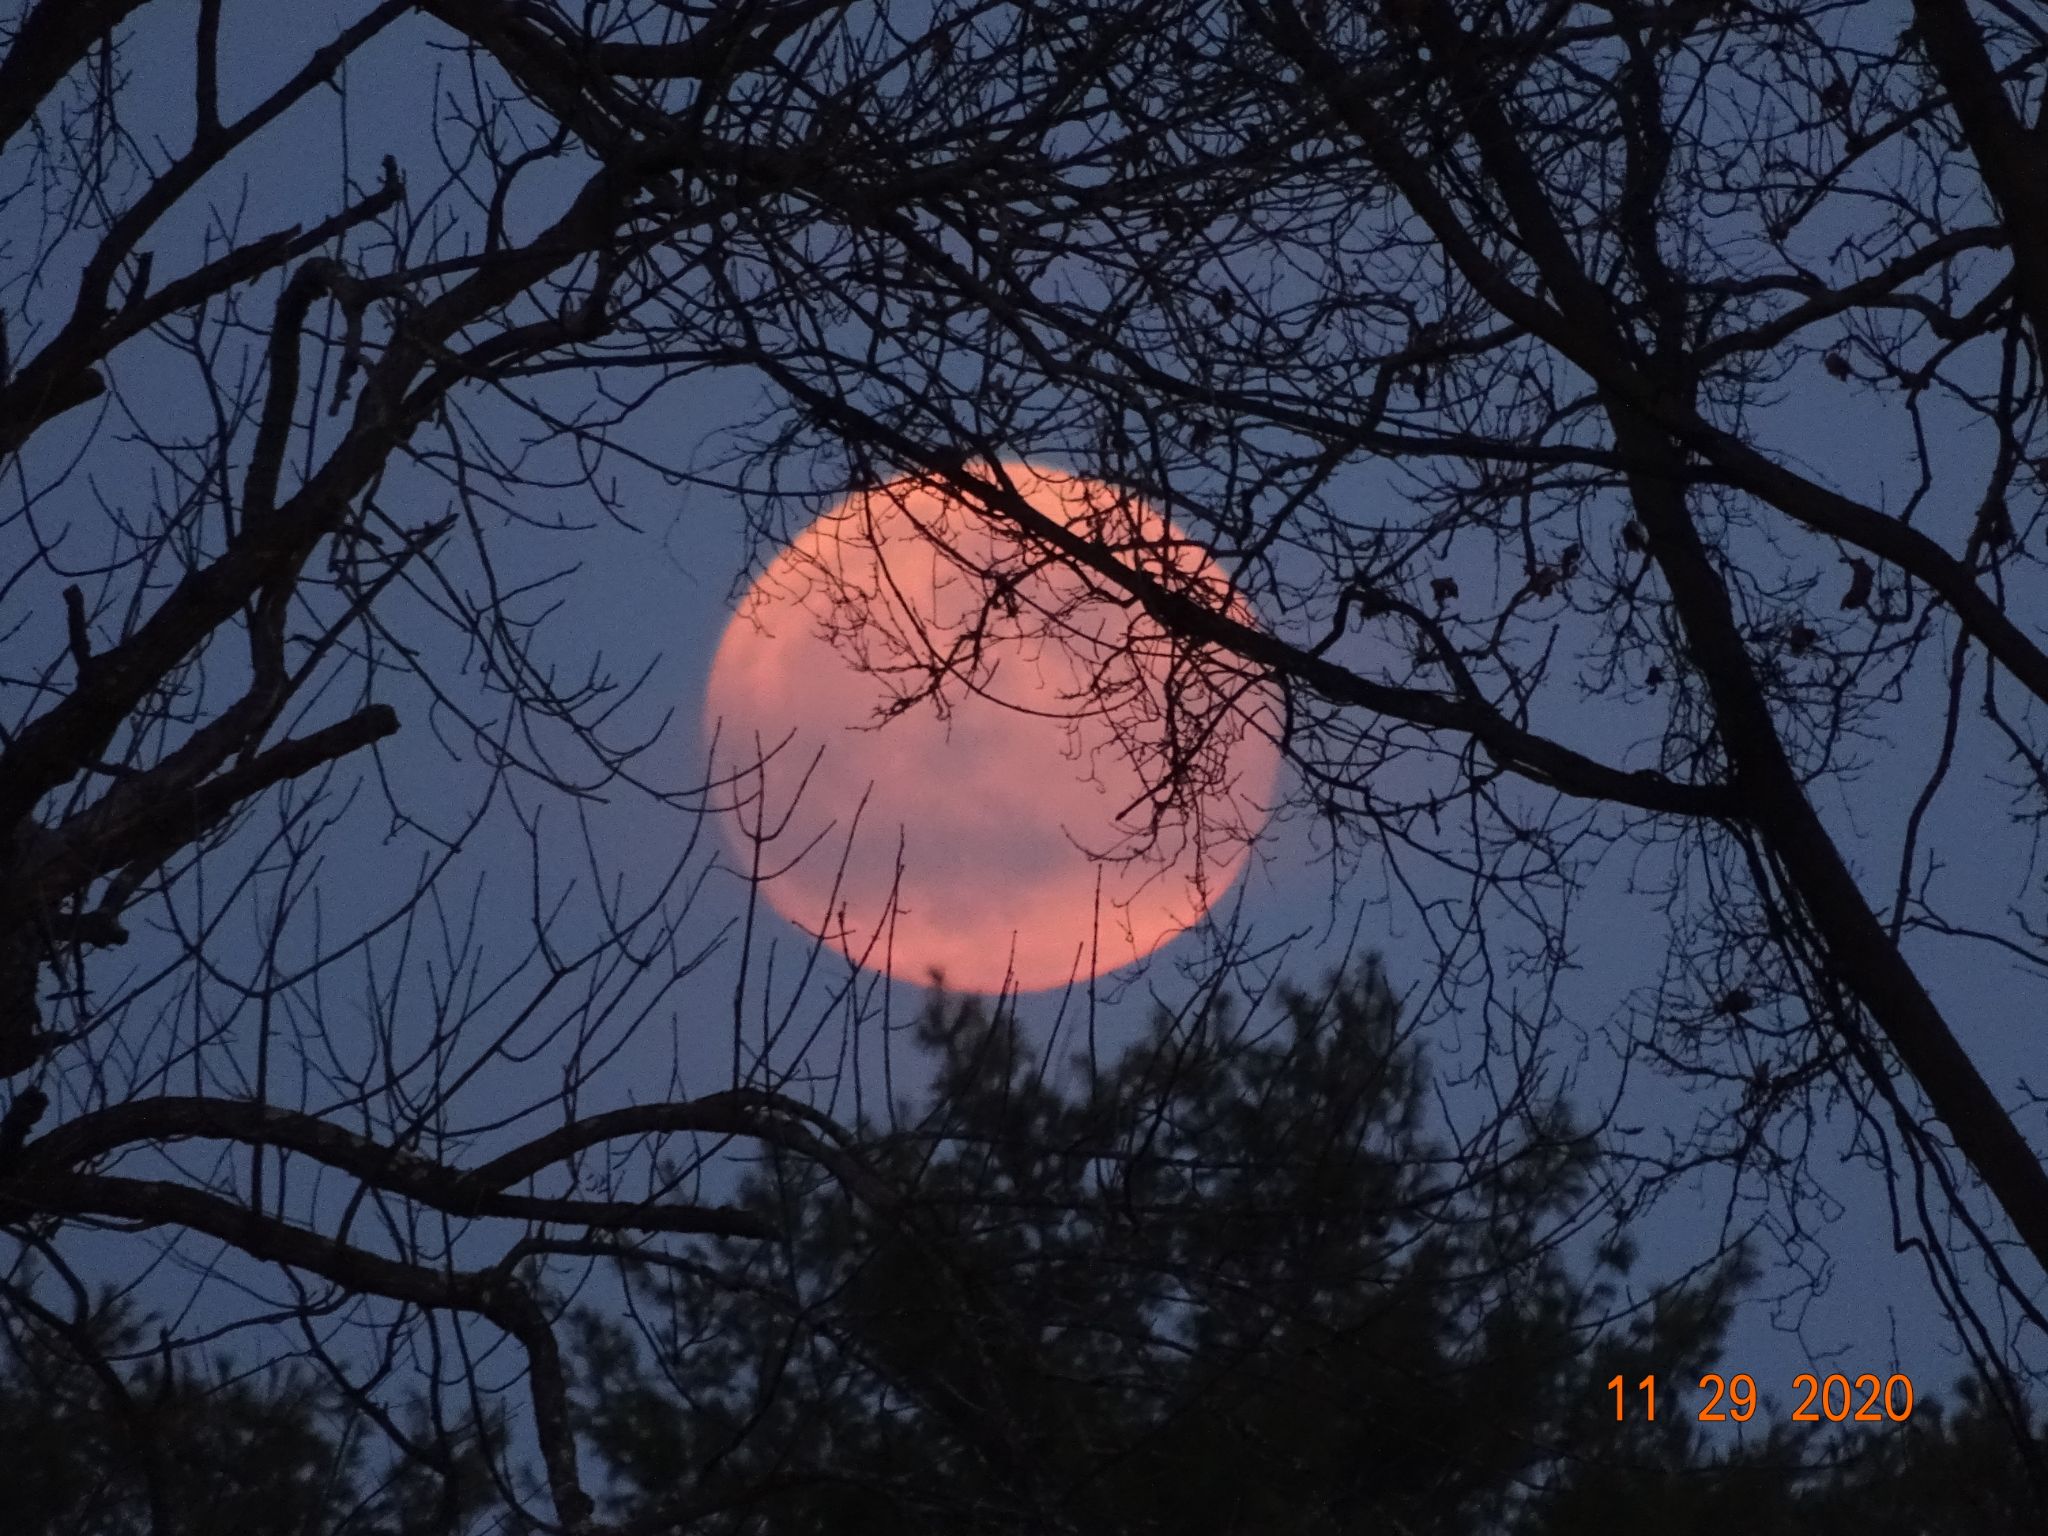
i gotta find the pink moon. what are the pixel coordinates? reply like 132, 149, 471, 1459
703, 461, 1279, 994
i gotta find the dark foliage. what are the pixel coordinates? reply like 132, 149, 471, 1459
572, 965, 2042, 1535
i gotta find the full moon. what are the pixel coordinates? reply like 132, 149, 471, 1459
704, 461, 1279, 993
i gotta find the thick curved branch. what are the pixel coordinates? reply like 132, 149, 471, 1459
760, 369, 1736, 821
1910, 0, 2048, 358
1, 1083, 895, 1531
0, 1169, 600, 1532
465, 1087, 896, 1209
16, 1093, 781, 1240
0, 0, 151, 153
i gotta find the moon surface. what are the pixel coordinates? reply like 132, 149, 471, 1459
704, 461, 1279, 994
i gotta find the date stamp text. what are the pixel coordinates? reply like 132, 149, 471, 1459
1609, 1371, 1915, 1424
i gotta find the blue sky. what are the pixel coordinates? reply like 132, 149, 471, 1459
24, 0, 2042, 1440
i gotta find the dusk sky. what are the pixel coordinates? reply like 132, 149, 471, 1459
88, 0, 2023, 1389
10, 0, 2044, 1508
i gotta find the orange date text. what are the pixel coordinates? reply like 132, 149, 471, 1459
1608, 1371, 1914, 1423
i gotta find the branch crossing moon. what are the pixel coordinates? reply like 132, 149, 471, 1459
704, 462, 1279, 993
